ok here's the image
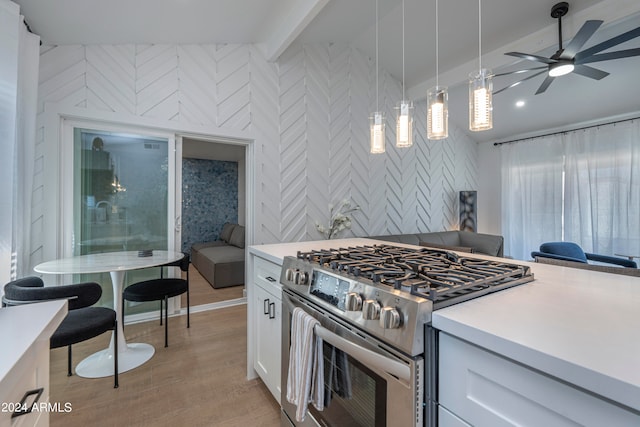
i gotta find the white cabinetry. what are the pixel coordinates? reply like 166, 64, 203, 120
438, 333, 640, 427
1, 301, 67, 427
251, 256, 282, 403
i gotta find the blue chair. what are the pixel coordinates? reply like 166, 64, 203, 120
531, 242, 637, 268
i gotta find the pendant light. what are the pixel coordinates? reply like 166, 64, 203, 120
396, 0, 413, 148
370, 0, 385, 154
427, 0, 448, 140
469, 0, 493, 132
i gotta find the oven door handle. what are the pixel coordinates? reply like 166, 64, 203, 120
314, 324, 410, 383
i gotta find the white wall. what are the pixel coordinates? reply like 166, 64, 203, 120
31, 42, 478, 267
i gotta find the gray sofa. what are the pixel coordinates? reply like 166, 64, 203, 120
369, 230, 504, 257
191, 223, 245, 288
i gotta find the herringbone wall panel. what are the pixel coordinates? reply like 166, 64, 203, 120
34, 42, 478, 253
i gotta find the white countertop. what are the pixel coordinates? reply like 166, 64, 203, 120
0, 300, 68, 382
248, 238, 383, 265
432, 259, 640, 412
249, 238, 640, 412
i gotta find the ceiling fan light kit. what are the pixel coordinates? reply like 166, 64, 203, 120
497, 2, 640, 95
548, 61, 575, 77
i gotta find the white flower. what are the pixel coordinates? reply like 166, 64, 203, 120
315, 199, 361, 239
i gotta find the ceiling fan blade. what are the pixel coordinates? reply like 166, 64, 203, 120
494, 66, 547, 78
572, 64, 609, 80
560, 20, 603, 59
576, 48, 640, 64
575, 26, 640, 62
535, 75, 555, 95
505, 52, 555, 64
494, 70, 547, 95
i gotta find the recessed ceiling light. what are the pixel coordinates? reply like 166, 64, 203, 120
515, 100, 525, 108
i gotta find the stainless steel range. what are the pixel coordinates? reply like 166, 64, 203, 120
280, 244, 534, 427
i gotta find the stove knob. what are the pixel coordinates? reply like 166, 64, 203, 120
345, 293, 362, 311
362, 299, 381, 320
380, 307, 401, 329
293, 270, 302, 285
298, 271, 309, 285
285, 268, 295, 282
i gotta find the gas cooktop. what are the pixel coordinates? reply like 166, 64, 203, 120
295, 244, 534, 309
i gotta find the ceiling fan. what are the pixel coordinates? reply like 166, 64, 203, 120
494, 2, 640, 95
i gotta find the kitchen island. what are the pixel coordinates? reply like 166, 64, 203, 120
246, 238, 640, 425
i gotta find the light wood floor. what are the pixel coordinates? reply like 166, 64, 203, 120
49, 305, 280, 426
182, 265, 245, 307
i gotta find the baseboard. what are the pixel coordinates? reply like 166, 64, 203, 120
123, 297, 247, 325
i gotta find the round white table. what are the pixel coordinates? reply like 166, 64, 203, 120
34, 250, 183, 378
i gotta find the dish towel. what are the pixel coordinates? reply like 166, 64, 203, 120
286, 307, 324, 422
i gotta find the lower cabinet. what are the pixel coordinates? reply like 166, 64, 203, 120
252, 256, 282, 404
1, 301, 67, 427
438, 333, 640, 427
0, 340, 49, 427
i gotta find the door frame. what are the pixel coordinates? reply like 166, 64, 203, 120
40, 105, 255, 320
61, 119, 178, 260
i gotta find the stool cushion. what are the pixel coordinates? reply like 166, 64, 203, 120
123, 279, 188, 302
51, 307, 116, 349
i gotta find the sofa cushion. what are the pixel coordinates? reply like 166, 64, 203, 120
228, 225, 245, 248
417, 231, 462, 247
419, 242, 474, 253
220, 222, 236, 243
198, 245, 244, 263
191, 241, 228, 252
370, 230, 504, 257
458, 231, 504, 257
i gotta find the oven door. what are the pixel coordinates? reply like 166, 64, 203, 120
281, 289, 423, 427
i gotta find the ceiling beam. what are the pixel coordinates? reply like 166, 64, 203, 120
408, 0, 640, 101
260, 0, 330, 62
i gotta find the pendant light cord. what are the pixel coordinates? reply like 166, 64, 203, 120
376, 0, 379, 110
478, 0, 482, 70
402, 0, 405, 100
435, 0, 439, 87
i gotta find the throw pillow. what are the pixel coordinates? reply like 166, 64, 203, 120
228, 225, 245, 248
220, 223, 236, 243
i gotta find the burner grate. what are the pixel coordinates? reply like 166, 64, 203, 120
297, 244, 534, 306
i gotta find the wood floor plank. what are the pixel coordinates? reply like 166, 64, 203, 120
49, 305, 280, 427
182, 264, 245, 307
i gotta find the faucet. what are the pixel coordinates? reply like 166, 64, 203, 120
95, 200, 112, 209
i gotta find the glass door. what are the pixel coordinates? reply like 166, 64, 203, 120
67, 124, 176, 313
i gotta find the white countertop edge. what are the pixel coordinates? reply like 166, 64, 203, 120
1, 300, 68, 381
432, 312, 640, 412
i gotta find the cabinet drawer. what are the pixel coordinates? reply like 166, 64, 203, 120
0, 340, 49, 427
253, 256, 282, 298
439, 333, 640, 427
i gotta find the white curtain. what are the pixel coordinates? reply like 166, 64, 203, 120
501, 135, 565, 260
564, 120, 640, 256
13, 16, 39, 278
501, 119, 640, 261
0, 0, 39, 284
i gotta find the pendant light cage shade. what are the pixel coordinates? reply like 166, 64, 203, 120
427, 86, 448, 140
396, 101, 414, 147
469, 68, 493, 131
370, 112, 386, 154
